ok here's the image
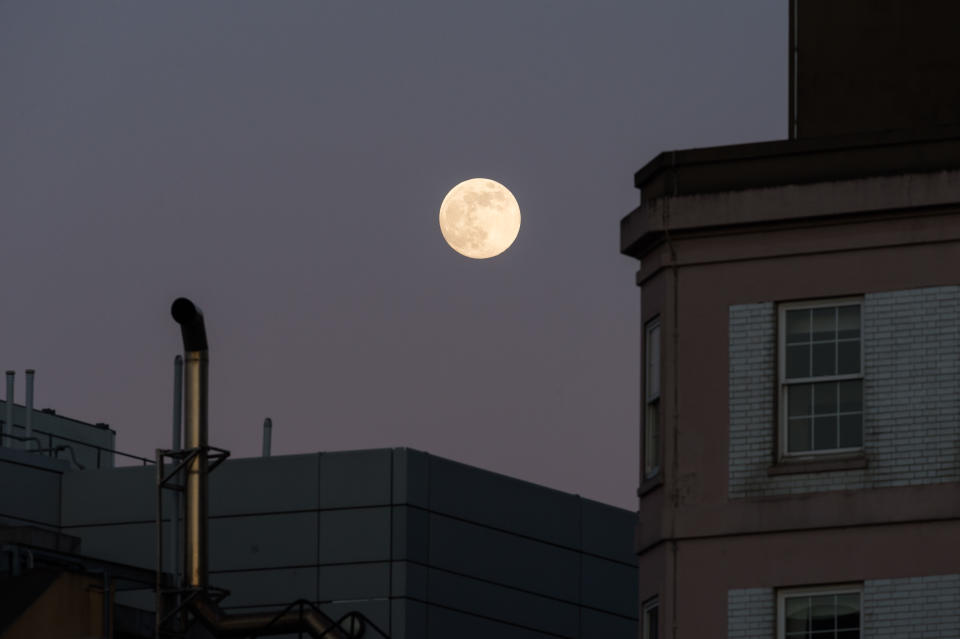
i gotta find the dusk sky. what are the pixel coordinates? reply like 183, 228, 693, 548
1, 1, 785, 510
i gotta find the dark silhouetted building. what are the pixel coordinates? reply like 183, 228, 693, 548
0, 413, 637, 638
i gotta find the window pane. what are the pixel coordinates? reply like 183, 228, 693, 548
788, 384, 813, 417
813, 416, 838, 450
645, 402, 660, 477
809, 595, 835, 631
838, 305, 860, 340
787, 309, 811, 344
838, 341, 860, 375
788, 418, 812, 452
785, 597, 810, 633
643, 603, 659, 639
836, 594, 860, 629
839, 414, 862, 448
786, 344, 811, 379
813, 382, 838, 415
838, 380, 862, 413
837, 631, 860, 639
647, 324, 660, 398
812, 342, 836, 377
812, 307, 836, 341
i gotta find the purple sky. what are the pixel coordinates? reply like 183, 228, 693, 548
1, 1, 784, 510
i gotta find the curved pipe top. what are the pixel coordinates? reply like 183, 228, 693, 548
171, 297, 208, 351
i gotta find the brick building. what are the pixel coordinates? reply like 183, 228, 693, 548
620, 2, 960, 637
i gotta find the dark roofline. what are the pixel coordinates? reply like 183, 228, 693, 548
633, 124, 960, 202
0, 400, 115, 434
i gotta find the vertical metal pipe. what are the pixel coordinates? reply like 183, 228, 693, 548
25, 370, 34, 449
262, 418, 272, 457
173, 356, 183, 450
155, 449, 164, 637
171, 355, 183, 582
171, 298, 209, 591
4, 371, 13, 446
183, 350, 208, 588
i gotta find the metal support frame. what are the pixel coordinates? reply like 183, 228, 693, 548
254, 600, 394, 639
155, 444, 230, 639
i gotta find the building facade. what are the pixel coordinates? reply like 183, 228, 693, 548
1, 438, 638, 638
620, 2, 960, 637
1, 397, 118, 469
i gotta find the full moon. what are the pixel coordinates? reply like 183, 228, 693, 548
438, 178, 521, 259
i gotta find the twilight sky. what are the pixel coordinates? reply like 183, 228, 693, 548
0, 1, 784, 510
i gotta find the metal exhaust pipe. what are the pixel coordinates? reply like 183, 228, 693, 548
169, 298, 357, 639
173, 355, 183, 451
170, 298, 209, 590
171, 355, 183, 582
262, 418, 272, 457
25, 370, 34, 449
4, 371, 13, 446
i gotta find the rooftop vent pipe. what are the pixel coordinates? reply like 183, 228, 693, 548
4, 371, 12, 446
262, 418, 272, 457
171, 298, 209, 590
170, 298, 356, 639
25, 370, 34, 450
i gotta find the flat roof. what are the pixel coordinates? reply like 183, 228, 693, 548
633, 124, 960, 201
622, 125, 960, 258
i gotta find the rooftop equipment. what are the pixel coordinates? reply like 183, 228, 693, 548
158, 297, 367, 638
262, 417, 272, 457
4, 371, 12, 445
24, 370, 34, 448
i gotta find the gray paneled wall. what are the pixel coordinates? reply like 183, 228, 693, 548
50, 447, 637, 638
0, 448, 64, 529
403, 450, 638, 638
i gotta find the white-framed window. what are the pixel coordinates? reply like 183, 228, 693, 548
779, 299, 863, 457
777, 584, 861, 639
642, 596, 659, 639
644, 318, 661, 479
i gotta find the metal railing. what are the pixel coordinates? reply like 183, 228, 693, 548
0, 426, 154, 469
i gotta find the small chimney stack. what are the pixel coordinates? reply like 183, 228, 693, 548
171, 297, 209, 590
262, 418, 272, 457
25, 370, 35, 448
4, 371, 13, 446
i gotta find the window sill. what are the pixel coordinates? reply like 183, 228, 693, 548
767, 453, 868, 476
637, 473, 664, 497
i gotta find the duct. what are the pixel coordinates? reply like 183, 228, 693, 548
171, 355, 182, 583
30, 444, 86, 470
4, 371, 12, 446
170, 298, 356, 639
192, 599, 359, 638
171, 298, 209, 590
173, 355, 183, 450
